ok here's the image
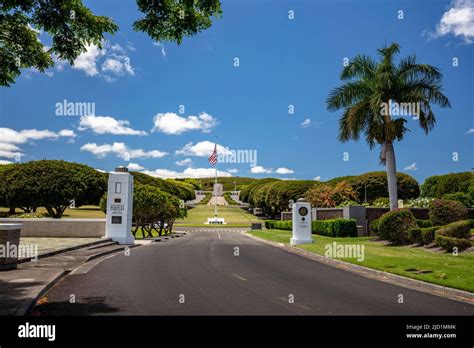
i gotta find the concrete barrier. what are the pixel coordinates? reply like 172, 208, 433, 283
0, 218, 105, 238
0, 224, 22, 270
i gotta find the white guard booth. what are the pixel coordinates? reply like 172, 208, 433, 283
105, 166, 135, 245
290, 198, 313, 245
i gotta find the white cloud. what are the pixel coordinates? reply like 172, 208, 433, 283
276, 167, 294, 175
0, 127, 76, 159
301, 118, 312, 128
250, 166, 273, 174
78, 115, 147, 135
152, 112, 218, 135
404, 163, 418, 171
313, 176, 321, 181
153, 41, 166, 57
73, 44, 106, 76
80, 142, 167, 160
175, 141, 232, 157
102, 56, 134, 76
175, 158, 193, 167
0, 128, 76, 144
127, 162, 145, 171
95, 168, 107, 173
55, 41, 135, 80
465, 128, 474, 134
0, 160, 13, 165
143, 167, 233, 179
228, 168, 239, 174
429, 0, 474, 43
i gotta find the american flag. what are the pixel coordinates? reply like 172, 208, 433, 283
208, 144, 217, 165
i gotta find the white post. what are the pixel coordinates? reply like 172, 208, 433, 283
214, 163, 218, 218
105, 166, 135, 245
290, 198, 313, 245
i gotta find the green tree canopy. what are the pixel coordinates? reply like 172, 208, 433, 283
1, 0, 222, 86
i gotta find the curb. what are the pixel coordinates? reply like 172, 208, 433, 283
20, 243, 142, 315
244, 232, 474, 305
16, 269, 68, 316
18, 238, 114, 263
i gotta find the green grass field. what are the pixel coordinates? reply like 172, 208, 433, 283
0, 206, 105, 218
175, 205, 261, 227
249, 229, 474, 292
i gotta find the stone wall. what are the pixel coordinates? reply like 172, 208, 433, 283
312, 208, 344, 221
0, 218, 106, 238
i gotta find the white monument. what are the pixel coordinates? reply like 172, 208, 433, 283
213, 183, 223, 196
105, 166, 134, 245
290, 198, 313, 245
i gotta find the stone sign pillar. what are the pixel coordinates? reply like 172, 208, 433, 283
290, 198, 313, 245
106, 166, 134, 245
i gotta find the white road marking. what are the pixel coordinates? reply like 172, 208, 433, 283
217, 231, 221, 239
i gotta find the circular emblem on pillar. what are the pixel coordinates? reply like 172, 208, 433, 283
298, 206, 308, 216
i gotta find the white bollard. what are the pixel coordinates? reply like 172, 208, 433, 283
290, 198, 313, 245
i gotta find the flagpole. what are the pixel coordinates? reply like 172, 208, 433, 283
214, 143, 218, 218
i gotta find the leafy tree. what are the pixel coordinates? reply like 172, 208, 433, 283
305, 181, 357, 208
421, 172, 473, 198
1, 0, 222, 86
0, 160, 106, 217
327, 43, 450, 210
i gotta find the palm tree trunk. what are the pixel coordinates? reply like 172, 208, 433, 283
385, 141, 398, 210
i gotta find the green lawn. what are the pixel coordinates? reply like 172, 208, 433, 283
249, 229, 474, 293
0, 206, 105, 218
175, 205, 261, 227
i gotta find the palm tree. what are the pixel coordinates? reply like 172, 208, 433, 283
327, 43, 450, 210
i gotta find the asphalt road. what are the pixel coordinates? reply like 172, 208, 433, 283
33, 229, 474, 315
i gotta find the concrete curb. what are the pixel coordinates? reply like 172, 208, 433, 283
244, 232, 474, 305
20, 243, 143, 315
16, 269, 67, 316
18, 238, 114, 263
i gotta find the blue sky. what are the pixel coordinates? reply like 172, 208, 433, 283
0, 0, 473, 183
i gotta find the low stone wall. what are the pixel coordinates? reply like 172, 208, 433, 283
0, 218, 106, 238
312, 208, 344, 221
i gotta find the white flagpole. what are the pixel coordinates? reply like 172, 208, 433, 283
214, 144, 218, 218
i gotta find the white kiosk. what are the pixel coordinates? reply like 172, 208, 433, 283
105, 166, 135, 245
290, 198, 313, 245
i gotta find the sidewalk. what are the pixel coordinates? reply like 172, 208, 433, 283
0, 238, 144, 315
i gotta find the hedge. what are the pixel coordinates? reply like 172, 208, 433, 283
311, 219, 357, 237
265, 220, 292, 230
436, 220, 471, 239
435, 235, 472, 252
429, 199, 468, 226
421, 226, 440, 245
416, 219, 433, 228
265, 219, 357, 237
407, 228, 423, 244
378, 210, 417, 244
369, 218, 381, 235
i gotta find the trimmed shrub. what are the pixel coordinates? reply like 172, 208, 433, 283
369, 218, 381, 235
378, 210, 417, 244
429, 199, 467, 226
435, 235, 472, 252
416, 219, 433, 228
265, 220, 292, 230
421, 226, 439, 245
443, 192, 471, 207
468, 219, 474, 229
407, 228, 422, 244
311, 218, 357, 237
436, 220, 471, 239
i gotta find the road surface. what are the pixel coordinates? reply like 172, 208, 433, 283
33, 229, 474, 315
